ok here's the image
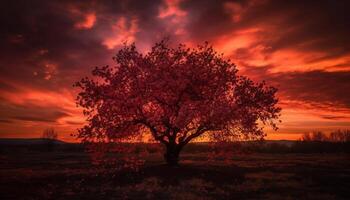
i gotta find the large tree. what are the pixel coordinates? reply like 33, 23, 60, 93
75, 40, 281, 166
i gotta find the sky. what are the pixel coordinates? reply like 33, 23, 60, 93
0, 0, 349, 142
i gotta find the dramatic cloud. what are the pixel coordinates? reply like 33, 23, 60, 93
0, 0, 349, 141
102, 16, 139, 49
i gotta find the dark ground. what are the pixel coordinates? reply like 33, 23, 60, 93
0, 142, 350, 200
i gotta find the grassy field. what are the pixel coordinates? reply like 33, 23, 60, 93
1, 144, 350, 200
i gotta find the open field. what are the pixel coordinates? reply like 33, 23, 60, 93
1, 143, 350, 200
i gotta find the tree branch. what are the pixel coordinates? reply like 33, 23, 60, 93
179, 125, 207, 147
136, 119, 168, 144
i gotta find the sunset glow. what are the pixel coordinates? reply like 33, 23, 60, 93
1, 0, 349, 142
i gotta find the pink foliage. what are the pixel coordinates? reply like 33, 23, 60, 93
75, 40, 281, 166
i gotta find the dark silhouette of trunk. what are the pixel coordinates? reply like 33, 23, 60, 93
164, 143, 181, 166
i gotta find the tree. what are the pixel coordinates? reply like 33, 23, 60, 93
75, 40, 281, 166
301, 131, 328, 142
42, 128, 58, 140
42, 127, 58, 151
329, 130, 350, 142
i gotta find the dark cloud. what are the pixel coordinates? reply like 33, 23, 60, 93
242, 66, 350, 110
275, 70, 350, 109
0, 80, 19, 92
181, 0, 236, 42
265, 0, 350, 52
0, 102, 71, 123
0, 119, 13, 123
65, 120, 84, 125
13, 112, 68, 123
321, 115, 348, 120
183, 0, 350, 57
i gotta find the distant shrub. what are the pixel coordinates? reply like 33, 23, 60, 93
329, 130, 350, 142
301, 131, 327, 142
301, 130, 350, 142
42, 128, 58, 152
42, 128, 58, 140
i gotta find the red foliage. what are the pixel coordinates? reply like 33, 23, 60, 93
75, 40, 281, 166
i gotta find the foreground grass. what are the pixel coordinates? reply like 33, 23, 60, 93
1, 149, 350, 200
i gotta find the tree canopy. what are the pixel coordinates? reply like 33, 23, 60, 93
75, 40, 281, 165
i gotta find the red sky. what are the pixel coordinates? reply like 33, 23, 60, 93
1, 0, 349, 142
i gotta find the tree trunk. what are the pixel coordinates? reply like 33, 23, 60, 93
164, 144, 180, 166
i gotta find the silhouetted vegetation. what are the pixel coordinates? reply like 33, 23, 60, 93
41, 128, 59, 152
286, 130, 350, 154
301, 130, 350, 142
1, 137, 349, 155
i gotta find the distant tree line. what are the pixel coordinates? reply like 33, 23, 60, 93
301, 130, 350, 142
2, 129, 349, 154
